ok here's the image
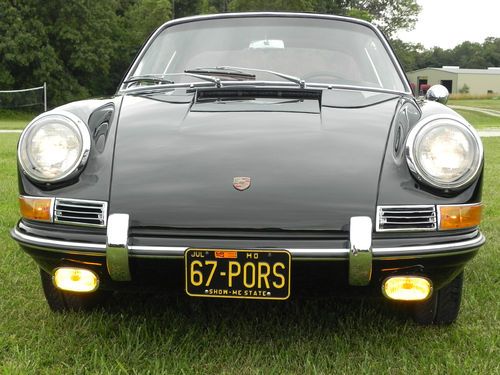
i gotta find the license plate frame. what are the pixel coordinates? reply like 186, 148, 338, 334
185, 249, 291, 300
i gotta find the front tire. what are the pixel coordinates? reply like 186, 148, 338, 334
40, 269, 108, 312
412, 272, 464, 325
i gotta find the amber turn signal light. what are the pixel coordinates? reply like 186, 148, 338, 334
382, 276, 433, 301
439, 204, 482, 231
53, 268, 99, 293
19, 196, 53, 222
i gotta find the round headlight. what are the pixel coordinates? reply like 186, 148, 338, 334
18, 111, 91, 183
406, 115, 483, 190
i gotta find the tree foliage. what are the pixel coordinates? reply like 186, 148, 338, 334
392, 38, 500, 72
0, 0, 498, 108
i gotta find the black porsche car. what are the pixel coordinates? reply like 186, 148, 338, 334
11, 13, 484, 325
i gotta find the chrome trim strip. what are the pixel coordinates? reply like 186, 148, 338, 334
373, 232, 485, 257
106, 214, 131, 281
11, 227, 106, 252
121, 80, 408, 96
12, 227, 485, 259
349, 217, 373, 286
128, 245, 188, 253
127, 246, 349, 258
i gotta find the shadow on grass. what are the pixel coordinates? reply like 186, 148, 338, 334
81, 290, 415, 337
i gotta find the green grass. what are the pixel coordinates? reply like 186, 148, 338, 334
448, 99, 500, 111
0, 111, 34, 130
448, 98, 500, 128
455, 109, 500, 129
0, 133, 499, 374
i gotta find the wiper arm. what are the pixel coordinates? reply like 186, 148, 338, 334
123, 73, 222, 88
184, 67, 256, 80
123, 75, 175, 86
123, 67, 306, 90
217, 66, 305, 88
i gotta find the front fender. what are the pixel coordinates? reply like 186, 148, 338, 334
18, 96, 124, 202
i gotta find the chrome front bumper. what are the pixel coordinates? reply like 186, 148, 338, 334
11, 215, 485, 286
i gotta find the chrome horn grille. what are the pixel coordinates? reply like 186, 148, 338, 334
54, 198, 108, 227
376, 205, 437, 232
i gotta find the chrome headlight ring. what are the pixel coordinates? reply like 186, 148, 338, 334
405, 114, 483, 191
18, 110, 91, 183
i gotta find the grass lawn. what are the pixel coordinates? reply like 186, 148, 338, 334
448, 99, 500, 111
0, 132, 499, 373
454, 109, 500, 129
447, 98, 500, 129
0, 111, 34, 130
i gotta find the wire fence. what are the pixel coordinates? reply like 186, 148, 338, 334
0, 83, 47, 112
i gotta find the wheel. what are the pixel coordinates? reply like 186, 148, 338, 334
412, 272, 464, 325
40, 269, 109, 312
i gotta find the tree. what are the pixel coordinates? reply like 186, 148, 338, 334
172, 0, 200, 18
347, 0, 421, 37
390, 39, 425, 71
123, 0, 172, 55
228, 0, 315, 12
224, 0, 421, 37
459, 84, 470, 94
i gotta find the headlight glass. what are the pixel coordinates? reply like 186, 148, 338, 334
407, 117, 482, 190
19, 112, 90, 183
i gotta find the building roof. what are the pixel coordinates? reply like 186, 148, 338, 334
407, 67, 500, 75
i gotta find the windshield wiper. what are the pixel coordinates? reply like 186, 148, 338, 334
123, 72, 222, 88
123, 75, 175, 86
186, 66, 306, 88
184, 67, 256, 80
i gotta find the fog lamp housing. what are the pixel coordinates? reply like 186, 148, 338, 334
382, 276, 432, 301
53, 268, 99, 293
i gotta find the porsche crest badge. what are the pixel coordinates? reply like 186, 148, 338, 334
233, 177, 251, 191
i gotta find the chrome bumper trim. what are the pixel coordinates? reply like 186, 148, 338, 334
127, 245, 349, 258
106, 214, 131, 281
349, 217, 373, 286
12, 227, 485, 260
372, 232, 485, 258
11, 227, 106, 254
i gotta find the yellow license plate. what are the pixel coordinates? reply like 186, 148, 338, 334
185, 249, 291, 300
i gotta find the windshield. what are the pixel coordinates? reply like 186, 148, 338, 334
128, 16, 406, 91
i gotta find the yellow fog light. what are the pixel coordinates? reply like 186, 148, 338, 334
19, 196, 53, 222
439, 204, 482, 230
382, 276, 432, 301
53, 268, 99, 293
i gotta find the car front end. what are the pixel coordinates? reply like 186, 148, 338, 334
11, 13, 485, 324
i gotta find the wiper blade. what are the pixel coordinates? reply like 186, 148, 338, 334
123, 73, 222, 88
184, 67, 256, 80
217, 66, 305, 88
123, 75, 175, 86
123, 67, 306, 91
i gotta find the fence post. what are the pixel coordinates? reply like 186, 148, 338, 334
43, 82, 47, 112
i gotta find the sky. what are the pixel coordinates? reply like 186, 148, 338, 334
397, 0, 500, 49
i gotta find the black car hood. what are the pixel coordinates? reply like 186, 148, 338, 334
110, 89, 400, 231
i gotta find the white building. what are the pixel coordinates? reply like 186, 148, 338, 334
406, 67, 500, 95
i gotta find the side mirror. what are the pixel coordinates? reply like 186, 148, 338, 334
426, 84, 449, 104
